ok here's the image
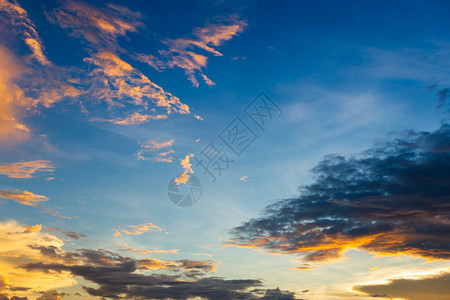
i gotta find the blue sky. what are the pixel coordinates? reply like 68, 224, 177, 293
0, 1, 449, 299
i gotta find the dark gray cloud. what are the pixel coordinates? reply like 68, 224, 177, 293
353, 271, 450, 300
228, 124, 450, 263
22, 247, 302, 299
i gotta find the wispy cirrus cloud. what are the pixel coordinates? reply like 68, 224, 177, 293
83, 50, 191, 121
0, 190, 48, 207
0, 45, 31, 147
0, 160, 54, 179
136, 138, 175, 162
0, 0, 50, 65
0, 190, 69, 219
137, 16, 247, 87
120, 244, 179, 254
46, 1, 193, 124
0, 0, 199, 143
227, 124, 450, 266
46, 0, 142, 49
113, 222, 167, 237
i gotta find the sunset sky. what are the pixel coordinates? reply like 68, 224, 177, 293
0, 0, 449, 299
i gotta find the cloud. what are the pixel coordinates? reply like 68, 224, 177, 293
24, 224, 42, 233
227, 124, 450, 264
0, 0, 196, 144
174, 153, 194, 185
0, 45, 31, 147
0, 0, 50, 65
0, 190, 48, 207
0, 219, 302, 299
0, 220, 75, 299
0, 160, 54, 179
44, 227, 87, 241
120, 244, 178, 254
46, 0, 142, 49
84, 50, 191, 120
36, 290, 62, 300
136, 139, 175, 162
113, 223, 166, 237
352, 270, 450, 300
136, 258, 216, 272
0, 190, 68, 219
46, 1, 193, 124
137, 16, 246, 87
21, 246, 301, 299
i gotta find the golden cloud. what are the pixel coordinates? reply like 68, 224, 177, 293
0, 160, 54, 179
113, 222, 167, 237
0, 190, 48, 207
174, 153, 194, 185
0, 220, 75, 298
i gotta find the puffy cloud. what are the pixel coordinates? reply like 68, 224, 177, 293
352, 270, 450, 300
113, 223, 166, 237
0, 190, 48, 207
174, 153, 194, 185
136, 139, 175, 162
137, 16, 247, 87
228, 124, 450, 264
0, 160, 54, 179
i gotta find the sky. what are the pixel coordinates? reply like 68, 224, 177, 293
0, 0, 449, 299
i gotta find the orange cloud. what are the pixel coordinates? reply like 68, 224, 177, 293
138, 16, 247, 87
113, 223, 166, 237
0, 160, 54, 179
137, 258, 216, 272
36, 290, 63, 300
0, 190, 48, 206
84, 51, 191, 120
0, 190, 69, 219
0, 45, 31, 148
47, 0, 142, 47
24, 224, 42, 233
174, 154, 194, 185
0, 0, 50, 65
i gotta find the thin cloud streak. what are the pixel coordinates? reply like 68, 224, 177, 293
0, 160, 54, 179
